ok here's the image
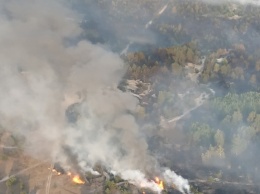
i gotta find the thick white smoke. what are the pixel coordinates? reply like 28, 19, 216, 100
0, 0, 190, 193
119, 170, 162, 193
163, 169, 190, 193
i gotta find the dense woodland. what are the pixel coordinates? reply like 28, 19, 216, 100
67, 1, 260, 193
46, 1, 260, 193
107, 1, 260, 193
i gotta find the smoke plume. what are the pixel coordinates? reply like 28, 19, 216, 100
0, 0, 190, 193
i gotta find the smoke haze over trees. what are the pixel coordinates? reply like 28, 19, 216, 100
0, 0, 260, 193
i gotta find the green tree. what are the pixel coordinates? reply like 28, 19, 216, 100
158, 91, 172, 105
201, 145, 225, 163
191, 123, 213, 146
231, 133, 248, 156
220, 65, 228, 75
160, 66, 170, 74
214, 129, 225, 147
213, 63, 220, 72
186, 48, 194, 62
105, 188, 111, 194
255, 60, 260, 71
201, 73, 209, 83
158, 91, 167, 105
234, 67, 244, 80
6, 176, 17, 187
250, 74, 257, 84
252, 114, 260, 132
20, 182, 25, 190
190, 186, 203, 194
232, 110, 243, 124
105, 180, 117, 190
175, 49, 186, 64
171, 62, 183, 77
247, 111, 256, 123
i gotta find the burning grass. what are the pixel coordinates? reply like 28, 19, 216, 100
49, 163, 86, 185
48, 163, 190, 193
155, 177, 164, 190
72, 175, 85, 184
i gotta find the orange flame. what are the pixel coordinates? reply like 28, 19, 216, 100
155, 177, 164, 190
72, 175, 85, 184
